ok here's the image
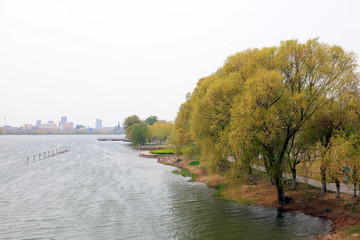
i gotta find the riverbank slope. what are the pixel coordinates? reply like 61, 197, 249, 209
140, 152, 360, 240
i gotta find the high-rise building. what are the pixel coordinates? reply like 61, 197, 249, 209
96, 119, 102, 130
59, 116, 73, 130
36, 120, 41, 128
61, 116, 67, 123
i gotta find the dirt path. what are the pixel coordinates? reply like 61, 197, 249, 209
252, 165, 356, 195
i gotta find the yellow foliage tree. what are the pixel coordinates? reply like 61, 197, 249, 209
149, 121, 174, 143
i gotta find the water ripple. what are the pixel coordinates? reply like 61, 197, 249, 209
0, 135, 331, 240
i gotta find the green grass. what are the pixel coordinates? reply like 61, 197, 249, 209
150, 147, 197, 155
172, 169, 191, 177
213, 184, 226, 197
344, 203, 359, 213
172, 168, 197, 182
346, 225, 360, 236
150, 149, 174, 154
189, 160, 200, 166
188, 173, 197, 182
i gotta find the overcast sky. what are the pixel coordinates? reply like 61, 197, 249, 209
1, 0, 359, 127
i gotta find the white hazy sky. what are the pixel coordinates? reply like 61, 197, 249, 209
1, 0, 359, 127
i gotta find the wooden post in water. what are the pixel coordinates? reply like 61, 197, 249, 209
27, 146, 71, 164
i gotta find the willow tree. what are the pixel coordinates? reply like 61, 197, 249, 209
190, 76, 242, 172
174, 93, 193, 152
303, 75, 360, 194
186, 47, 277, 173
316, 136, 355, 198
230, 39, 357, 204
301, 103, 346, 193
149, 121, 174, 142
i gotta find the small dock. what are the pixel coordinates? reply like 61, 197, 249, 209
97, 138, 131, 142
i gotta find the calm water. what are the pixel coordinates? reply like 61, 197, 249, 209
0, 135, 331, 240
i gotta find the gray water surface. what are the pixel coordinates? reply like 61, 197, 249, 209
0, 135, 331, 240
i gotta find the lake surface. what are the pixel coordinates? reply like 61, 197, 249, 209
0, 135, 331, 240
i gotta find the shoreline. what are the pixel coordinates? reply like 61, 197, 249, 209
140, 151, 360, 240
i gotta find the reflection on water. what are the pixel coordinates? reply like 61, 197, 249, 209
0, 135, 331, 240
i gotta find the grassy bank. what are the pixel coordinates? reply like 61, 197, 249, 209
155, 155, 360, 240
150, 146, 196, 155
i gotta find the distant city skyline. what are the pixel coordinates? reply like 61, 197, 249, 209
2, 116, 123, 128
2, 116, 120, 129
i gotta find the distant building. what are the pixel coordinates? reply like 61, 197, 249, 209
39, 123, 57, 129
116, 121, 121, 131
96, 119, 102, 130
21, 124, 32, 130
36, 120, 41, 128
61, 116, 67, 123
59, 122, 74, 130
48, 121, 54, 124
59, 116, 73, 130
75, 125, 86, 130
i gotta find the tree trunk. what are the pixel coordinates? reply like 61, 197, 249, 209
275, 177, 287, 205
248, 165, 254, 182
292, 176, 296, 190
335, 179, 340, 198
354, 184, 357, 198
321, 167, 327, 194
322, 182, 327, 194
291, 169, 296, 190
353, 168, 358, 198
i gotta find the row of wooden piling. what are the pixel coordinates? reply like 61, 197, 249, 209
27, 146, 71, 164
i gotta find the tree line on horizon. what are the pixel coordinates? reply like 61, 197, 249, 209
172, 38, 360, 205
